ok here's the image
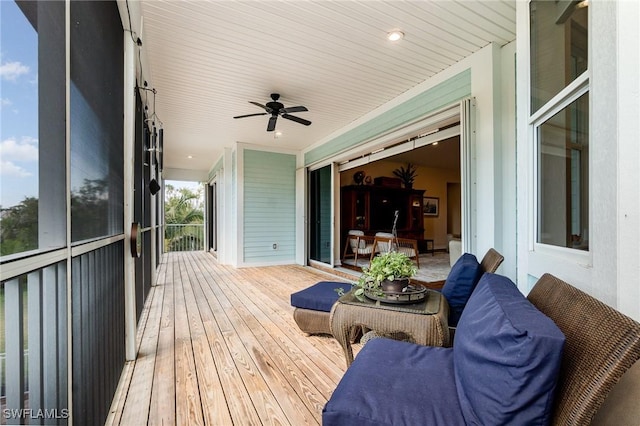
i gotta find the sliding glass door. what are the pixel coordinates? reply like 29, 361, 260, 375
208, 182, 217, 252
309, 165, 332, 264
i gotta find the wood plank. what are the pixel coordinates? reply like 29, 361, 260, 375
105, 361, 134, 426
216, 274, 335, 414
119, 283, 163, 425
114, 252, 363, 425
181, 254, 234, 425
106, 253, 171, 426
186, 255, 292, 425
194, 257, 320, 424
222, 264, 349, 378
174, 253, 205, 425
148, 256, 176, 426
236, 264, 355, 368
185, 258, 263, 425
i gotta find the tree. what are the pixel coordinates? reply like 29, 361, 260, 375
165, 184, 204, 224
70, 178, 110, 241
164, 184, 204, 251
0, 197, 38, 256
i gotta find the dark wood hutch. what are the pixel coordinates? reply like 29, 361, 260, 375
341, 184, 425, 251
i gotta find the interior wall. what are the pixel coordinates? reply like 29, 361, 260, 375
305, 43, 510, 278
447, 183, 462, 236
340, 157, 460, 250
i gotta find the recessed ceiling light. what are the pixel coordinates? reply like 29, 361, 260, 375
187, 155, 193, 159
387, 30, 404, 42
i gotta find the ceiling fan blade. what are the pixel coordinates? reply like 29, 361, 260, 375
281, 105, 308, 114
249, 101, 272, 113
282, 114, 311, 126
233, 112, 268, 119
267, 115, 278, 132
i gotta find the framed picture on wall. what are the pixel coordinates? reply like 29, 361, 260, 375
423, 197, 439, 217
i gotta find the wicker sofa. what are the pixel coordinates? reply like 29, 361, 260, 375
323, 273, 640, 425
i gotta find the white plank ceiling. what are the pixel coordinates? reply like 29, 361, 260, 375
130, 0, 516, 177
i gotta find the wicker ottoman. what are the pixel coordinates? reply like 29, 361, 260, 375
291, 281, 353, 336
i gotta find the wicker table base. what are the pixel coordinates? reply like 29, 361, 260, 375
329, 290, 450, 367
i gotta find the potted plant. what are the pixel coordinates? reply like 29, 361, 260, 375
392, 163, 418, 189
353, 251, 417, 299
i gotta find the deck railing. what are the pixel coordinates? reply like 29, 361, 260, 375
164, 224, 205, 252
1, 262, 68, 425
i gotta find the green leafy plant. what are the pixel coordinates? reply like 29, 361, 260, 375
392, 163, 418, 188
353, 251, 417, 299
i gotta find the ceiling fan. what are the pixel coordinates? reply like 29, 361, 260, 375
233, 93, 311, 132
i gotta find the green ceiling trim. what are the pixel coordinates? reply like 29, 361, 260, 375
304, 68, 471, 166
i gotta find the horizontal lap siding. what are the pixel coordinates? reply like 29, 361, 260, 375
304, 69, 471, 165
243, 150, 296, 263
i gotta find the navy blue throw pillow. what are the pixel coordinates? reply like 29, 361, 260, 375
454, 273, 565, 425
441, 253, 482, 326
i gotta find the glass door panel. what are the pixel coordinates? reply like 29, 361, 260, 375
309, 165, 332, 264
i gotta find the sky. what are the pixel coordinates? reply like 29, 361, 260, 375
0, 2, 202, 210
165, 180, 203, 193
0, 0, 39, 208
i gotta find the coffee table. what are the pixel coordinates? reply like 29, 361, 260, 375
329, 289, 450, 367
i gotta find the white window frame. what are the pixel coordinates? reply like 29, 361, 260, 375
527, 6, 591, 264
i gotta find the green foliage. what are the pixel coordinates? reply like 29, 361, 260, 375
164, 184, 204, 225
392, 163, 418, 186
164, 183, 204, 251
1, 177, 115, 255
0, 197, 38, 256
354, 251, 417, 298
71, 178, 109, 241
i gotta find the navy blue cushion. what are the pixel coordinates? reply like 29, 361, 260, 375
454, 273, 565, 426
323, 338, 465, 426
290, 281, 353, 312
440, 253, 482, 326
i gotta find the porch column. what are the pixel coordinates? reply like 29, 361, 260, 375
123, 32, 137, 361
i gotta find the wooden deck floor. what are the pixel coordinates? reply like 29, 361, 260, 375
107, 251, 358, 425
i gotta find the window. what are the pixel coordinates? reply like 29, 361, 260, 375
530, 0, 589, 251
69, 1, 124, 242
0, 1, 66, 257
0, 1, 39, 256
537, 93, 589, 250
530, 0, 588, 113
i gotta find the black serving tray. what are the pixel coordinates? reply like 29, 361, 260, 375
364, 285, 427, 304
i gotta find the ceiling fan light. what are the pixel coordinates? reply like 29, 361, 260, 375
387, 30, 404, 42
